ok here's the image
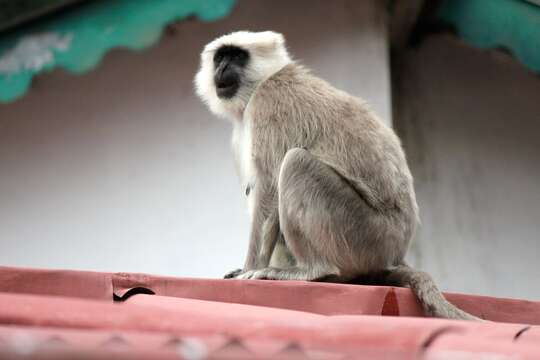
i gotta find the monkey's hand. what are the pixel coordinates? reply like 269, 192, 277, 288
223, 268, 243, 279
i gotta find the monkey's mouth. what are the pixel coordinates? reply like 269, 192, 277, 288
216, 81, 239, 99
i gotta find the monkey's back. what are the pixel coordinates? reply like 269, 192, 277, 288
247, 63, 418, 222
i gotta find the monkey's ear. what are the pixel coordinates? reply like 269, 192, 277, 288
272, 32, 286, 46
275, 33, 285, 44
258, 31, 285, 47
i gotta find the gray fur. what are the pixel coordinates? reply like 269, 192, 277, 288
197, 32, 479, 321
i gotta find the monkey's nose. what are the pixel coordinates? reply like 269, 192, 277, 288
215, 66, 240, 98
215, 67, 238, 88
216, 77, 236, 89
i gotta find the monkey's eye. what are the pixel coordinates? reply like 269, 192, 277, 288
233, 52, 245, 61
213, 53, 224, 65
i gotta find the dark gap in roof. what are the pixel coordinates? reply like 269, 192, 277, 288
113, 287, 155, 302
216, 337, 252, 356
419, 326, 462, 354
514, 326, 531, 341
277, 342, 307, 358
381, 288, 400, 316
44, 335, 66, 346
164, 337, 183, 348
101, 334, 130, 349
172, 337, 209, 358
345, 269, 404, 287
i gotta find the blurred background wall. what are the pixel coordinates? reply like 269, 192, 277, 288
394, 33, 540, 300
0, 0, 539, 300
0, 1, 391, 280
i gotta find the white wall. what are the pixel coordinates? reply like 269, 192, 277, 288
0, 0, 391, 278
394, 34, 540, 300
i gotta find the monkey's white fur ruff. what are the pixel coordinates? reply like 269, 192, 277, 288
194, 31, 292, 121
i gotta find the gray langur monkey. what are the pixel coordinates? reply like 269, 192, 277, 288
194, 31, 479, 320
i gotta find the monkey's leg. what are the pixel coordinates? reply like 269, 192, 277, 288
224, 210, 281, 279
269, 233, 296, 268
235, 226, 305, 280
238, 147, 396, 281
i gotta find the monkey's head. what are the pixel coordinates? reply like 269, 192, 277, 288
194, 31, 291, 120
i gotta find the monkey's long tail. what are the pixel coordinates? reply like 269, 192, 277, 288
351, 263, 482, 321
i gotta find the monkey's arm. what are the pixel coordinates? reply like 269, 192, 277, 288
225, 188, 279, 278
243, 182, 280, 270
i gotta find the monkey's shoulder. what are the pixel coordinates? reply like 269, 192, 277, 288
249, 63, 377, 126
253, 64, 333, 103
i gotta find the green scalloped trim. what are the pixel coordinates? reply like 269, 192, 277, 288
439, 0, 540, 73
0, 0, 237, 103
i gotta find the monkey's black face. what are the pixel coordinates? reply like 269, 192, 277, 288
213, 45, 249, 99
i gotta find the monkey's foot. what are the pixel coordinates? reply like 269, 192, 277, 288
223, 268, 243, 279
235, 267, 316, 281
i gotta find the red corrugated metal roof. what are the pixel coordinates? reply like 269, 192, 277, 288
0, 266, 539, 359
